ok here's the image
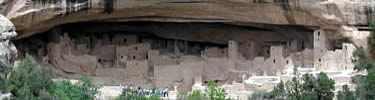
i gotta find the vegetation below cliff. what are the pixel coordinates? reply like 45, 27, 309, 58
0, 54, 98, 100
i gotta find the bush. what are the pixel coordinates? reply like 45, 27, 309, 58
249, 90, 271, 100
205, 81, 228, 100
178, 81, 229, 100
188, 90, 204, 100
337, 85, 355, 100
264, 69, 335, 100
52, 77, 98, 100
0, 56, 12, 93
269, 81, 285, 100
7, 54, 54, 100
115, 88, 161, 100
6, 54, 98, 100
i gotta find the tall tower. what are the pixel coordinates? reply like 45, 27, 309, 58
314, 29, 327, 68
228, 40, 238, 60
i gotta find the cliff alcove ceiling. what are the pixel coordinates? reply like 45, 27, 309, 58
14, 21, 315, 56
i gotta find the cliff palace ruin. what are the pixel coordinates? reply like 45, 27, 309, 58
1, 0, 375, 99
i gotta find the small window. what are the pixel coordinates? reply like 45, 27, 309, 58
317, 31, 321, 36
286, 60, 289, 64
133, 56, 136, 59
135, 47, 138, 50
121, 56, 124, 59
98, 59, 102, 62
319, 58, 321, 62
123, 39, 127, 43
273, 59, 276, 63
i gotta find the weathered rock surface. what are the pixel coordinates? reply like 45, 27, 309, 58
0, 0, 374, 40
0, 14, 17, 62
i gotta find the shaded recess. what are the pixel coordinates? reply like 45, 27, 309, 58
14, 21, 315, 57
12, 21, 315, 87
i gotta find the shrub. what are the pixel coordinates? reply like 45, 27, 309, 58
52, 77, 98, 100
337, 85, 355, 100
188, 90, 204, 100
179, 81, 229, 100
6, 54, 98, 100
115, 88, 161, 100
7, 54, 54, 100
205, 81, 228, 100
0, 56, 11, 93
249, 90, 271, 100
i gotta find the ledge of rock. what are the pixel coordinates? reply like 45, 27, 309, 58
0, 0, 374, 39
0, 14, 17, 62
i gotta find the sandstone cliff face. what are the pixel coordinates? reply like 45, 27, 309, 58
0, 0, 374, 39
0, 14, 17, 62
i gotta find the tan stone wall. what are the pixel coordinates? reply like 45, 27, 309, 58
228, 40, 238, 60
202, 47, 226, 58
154, 65, 182, 88
239, 40, 258, 60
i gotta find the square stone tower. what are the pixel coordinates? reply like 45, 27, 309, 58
314, 29, 327, 61
228, 40, 238, 60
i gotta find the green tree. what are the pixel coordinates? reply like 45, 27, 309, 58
300, 73, 317, 100
7, 54, 54, 100
270, 81, 286, 100
352, 19, 375, 100
0, 56, 12, 93
188, 90, 204, 100
274, 70, 335, 100
315, 72, 335, 100
368, 21, 375, 54
356, 68, 375, 100
337, 85, 355, 100
52, 77, 98, 100
249, 90, 271, 100
204, 82, 227, 100
115, 87, 161, 100
351, 46, 375, 99
285, 67, 302, 100
353, 47, 374, 72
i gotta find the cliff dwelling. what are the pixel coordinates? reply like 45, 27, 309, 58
11, 21, 354, 92
2, 0, 375, 99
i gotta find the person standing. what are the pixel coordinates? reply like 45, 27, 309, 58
163, 88, 169, 97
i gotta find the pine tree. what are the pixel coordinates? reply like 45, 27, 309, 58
315, 72, 335, 100
301, 73, 317, 100
285, 67, 302, 100
337, 85, 355, 100
270, 81, 286, 100
7, 54, 54, 99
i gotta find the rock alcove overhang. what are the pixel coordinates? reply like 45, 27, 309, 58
12, 21, 317, 60
10, 20, 321, 81
13, 21, 316, 45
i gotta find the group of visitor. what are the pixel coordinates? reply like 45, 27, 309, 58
120, 84, 169, 97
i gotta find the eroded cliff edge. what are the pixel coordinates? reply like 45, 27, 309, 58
1, 0, 374, 39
